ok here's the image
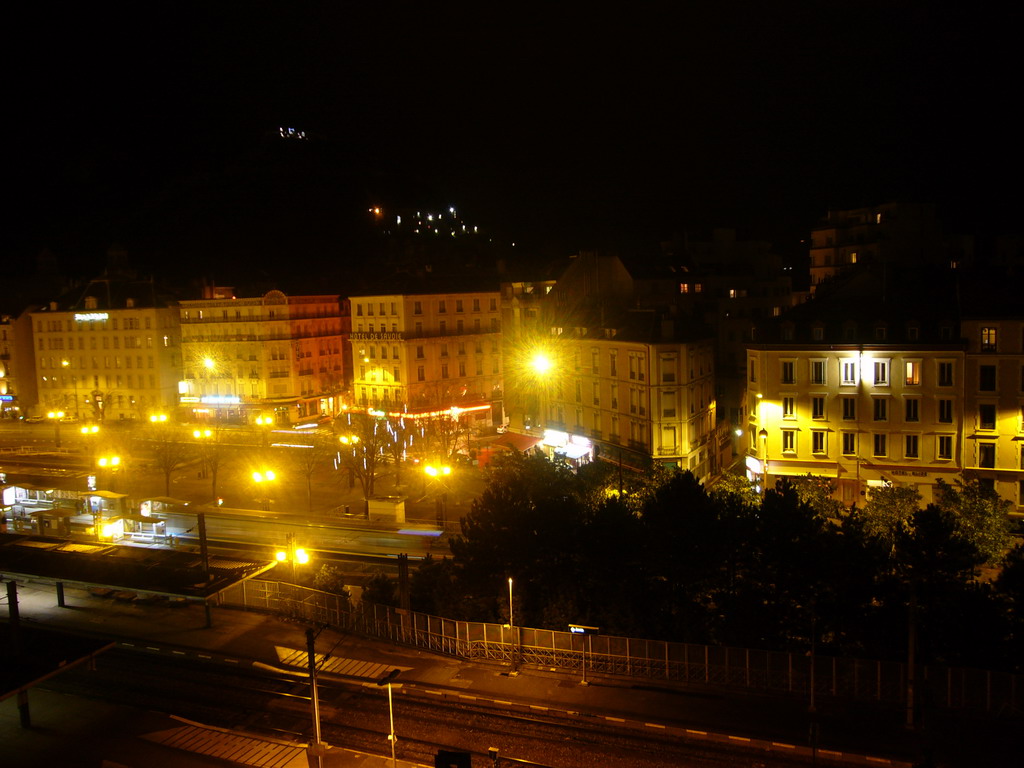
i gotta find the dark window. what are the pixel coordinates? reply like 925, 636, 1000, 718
938, 362, 954, 387
905, 399, 919, 422
979, 443, 996, 468
812, 396, 825, 419
842, 397, 856, 420
979, 365, 997, 392
979, 404, 996, 430
938, 399, 953, 423
905, 435, 919, 458
873, 398, 888, 421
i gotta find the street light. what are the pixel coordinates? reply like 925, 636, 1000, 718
424, 463, 452, 526
253, 469, 277, 511
62, 359, 80, 420
274, 532, 309, 582
758, 427, 769, 497
46, 410, 65, 448
80, 424, 99, 463
508, 576, 518, 673
376, 668, 401, 768
97, 455, 121, 492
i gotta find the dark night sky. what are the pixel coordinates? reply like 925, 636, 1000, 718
7, 2, 1021, 283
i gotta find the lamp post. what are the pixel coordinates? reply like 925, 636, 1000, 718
80, 424, 99, 463
758, 427, 769, 497
255, 413, 274, 449
376, 668, 401, 767
508, 576, 518, 673
424, 463, 451, 526
275, 532, 309, 582
46, 410, 65, 448
62, 359, 80, 420
253, 469, 277, 511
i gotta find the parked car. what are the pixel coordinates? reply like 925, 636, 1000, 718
24, 415, 45, 423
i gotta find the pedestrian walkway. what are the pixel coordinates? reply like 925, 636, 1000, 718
3, 580, 1014, 767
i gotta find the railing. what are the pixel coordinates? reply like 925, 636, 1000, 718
220, 580, 1023, 716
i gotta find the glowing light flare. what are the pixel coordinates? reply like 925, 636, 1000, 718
530, 352, 553, 375
294, 549, 309, 565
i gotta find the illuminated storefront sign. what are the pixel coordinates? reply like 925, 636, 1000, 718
200, 395, 241, 405
74, 312, 109, 322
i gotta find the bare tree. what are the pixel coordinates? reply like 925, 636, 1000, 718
334, 411, 389, 515
146, 423, 192, 496
286, 430, 337, 514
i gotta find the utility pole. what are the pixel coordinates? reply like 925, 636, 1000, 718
306, 627, 325, 767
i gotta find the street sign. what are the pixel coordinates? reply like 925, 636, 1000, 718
569, 624, 599, 635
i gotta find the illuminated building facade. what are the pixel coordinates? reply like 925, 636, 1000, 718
0, 312, 37, 418
348, 286, 503, 425
503, 252, 724, 478
29, 280, 182, 421
178, 289, 344, 424
746, 274, 1024, 511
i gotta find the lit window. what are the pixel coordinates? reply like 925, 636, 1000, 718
981, 327, 997, 351
904, 361, 920, 385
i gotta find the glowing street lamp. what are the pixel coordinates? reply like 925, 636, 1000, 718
46, 410, 65, 448
275, 532, 309, 581
253, 468, 277, 510
530, 352, 553, 375
149, 413, 168, 424
97, 455, 121, 492
424, 463, 452, 526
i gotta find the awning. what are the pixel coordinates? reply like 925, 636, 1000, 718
86, 491, 128, 499
491, 432, 542, 452
556, 443, 592, 460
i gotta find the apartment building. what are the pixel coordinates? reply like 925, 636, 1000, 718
960, 309, 1024, 509
746, 271, 1024, 511
29, 278, 182, 421
503, 252, 724, 479
348, 282, 503, 424
178, 288, 344, 424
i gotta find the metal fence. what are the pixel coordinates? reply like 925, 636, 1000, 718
220, 579, 1022, 716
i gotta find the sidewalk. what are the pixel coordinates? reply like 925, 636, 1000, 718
3, 580, 1016, 767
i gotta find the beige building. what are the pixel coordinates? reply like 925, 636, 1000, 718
502, 252, 724, 479
746, 274, 1024, 512
348, 285, 503, 424
960, 315, 1024, 509
29, 279, 182, 421
178, 288, 344, 424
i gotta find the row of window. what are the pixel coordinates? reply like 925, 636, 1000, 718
41, 374, 159, 391
39, 335, 160, 352
758, 358, 1024, 390
355, 298, 499, 317
37, 316, 154, 332
780, 430, 958, 461
40, 355, 158, 372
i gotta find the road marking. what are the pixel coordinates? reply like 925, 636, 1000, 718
686, 729, 707, 736
425, 690, 443, 696
146, 646, 161, 651
530, 705, 548, 711
172, 650, 186, 655
644, 723, 665, 729
866, 759, 890, 765
459, 694, 476, 700
224, 658, 239, 664
198, 654, 211, 659
728, 735, 751, 742
771, 743, 796, 749
495, 700, 512, 706
605, 716, 624, 722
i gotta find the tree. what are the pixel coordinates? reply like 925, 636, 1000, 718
191, 425, 232, 501
708, 471, 761, 508
861, 484, 922, 554
451, 451, 590, 625
363, 569, 398, 607
145, 423, 192, 496
787, 474, 845, 520
334, 411, 389, 511
313, 564, 351, 604
287, 431, 336, 514
934, 476, 1014, 564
